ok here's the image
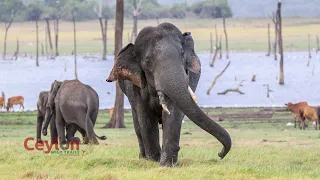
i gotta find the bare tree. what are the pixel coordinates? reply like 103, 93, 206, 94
317, 35, 319, 53
105, 0, 125, 128
99, 17, 108, 60
215, 25, 218, 48
13, 38, 19, 61
271, 12, 278, 60
207, 61, 231, 95
223, 17, 229, 59
45, 27, 49, 59
72, 13, 78, 80
266, 23, 271, 56
308, 33, 311, 58
131, 0, 143, 42
219, 35, 222, 59
210, 32, 213, 56
263, 84, 273, 98
45, 18, 54, 59
54, 18, 59, 57
3, 18, 13, 60
36, 20, 39, 66
277, 1, 284, 85
41, 43, 44, 56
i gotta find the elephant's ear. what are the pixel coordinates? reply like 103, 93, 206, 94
183, 32, 201, 74
107, 43, 146, 88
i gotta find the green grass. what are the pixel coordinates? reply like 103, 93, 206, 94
1, 17, 319, 56
1, 108, 320, 179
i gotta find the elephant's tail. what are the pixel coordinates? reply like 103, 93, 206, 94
85, 95, 107, 141
95, 133, 107, 140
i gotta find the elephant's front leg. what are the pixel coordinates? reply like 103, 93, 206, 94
36, 114, 43, 142
136, 101, 161, 161
159, 94, 184, 166
49, 113, 58, 144
131, 108, 146, 158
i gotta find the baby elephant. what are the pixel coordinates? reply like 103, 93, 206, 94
37, 91, 84, 143
42, 80, 106, 145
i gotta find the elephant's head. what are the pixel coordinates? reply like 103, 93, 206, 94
107, 23, 231, 159
42, 80, 62, 136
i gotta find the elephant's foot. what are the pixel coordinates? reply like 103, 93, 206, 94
146, 153, 160, 162
83, 137, 89, 144
143, 149, 160, 162
160, 151, 178, 167
69, 137, 81, 144
139, 152, 146, 159
87, 136, 99, 144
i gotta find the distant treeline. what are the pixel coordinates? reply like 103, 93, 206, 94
0, 0, 232, 22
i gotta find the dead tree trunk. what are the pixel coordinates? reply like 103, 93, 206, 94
277, 1, 284, 85
156, 17, 159, 25
210, 45, 221, 67
271, 12, 278, 60
317, 35, 319, 53
263, 84, 273, 98
41, 43, 44, 56
131, 0, 143, 43
223, 17, 229, 59
72, 13, 78, 80
99, 17, 107, 60
45, 18, 54, 59
36, 20, 39, 66
45, 27, 49, 59
13, 38, 19, 61
308, 34, 311, 59
105, 0, 125, 128
207, 61, 230, 95
215, 25, 218, 49
218, 80, 245, 95
219, 35, 222, 59
54, 18, 59, 57
266, 23, 271, 56
210, 32, 213, 56
3, 19, 13, 60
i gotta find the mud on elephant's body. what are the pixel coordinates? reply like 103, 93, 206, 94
37, 91, 84, 143
42, 80, 106, 145
107, 23, 231, 166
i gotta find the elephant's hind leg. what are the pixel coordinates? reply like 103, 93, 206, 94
55, 107, 67, 145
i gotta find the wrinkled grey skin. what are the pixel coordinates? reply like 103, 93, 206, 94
107, 23, 231, 167
42, 80, 106, 145
37, 91, 83, 143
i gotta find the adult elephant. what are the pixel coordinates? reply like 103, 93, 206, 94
107, 23, 231, 166
36, 91, 83, 143
42, 80, 106, 145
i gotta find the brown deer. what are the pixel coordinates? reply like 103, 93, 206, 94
6, 96, 24, 112
109, 107, 114, 117
0, 92, 5, 112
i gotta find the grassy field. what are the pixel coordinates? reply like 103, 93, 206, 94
0, 17, 319, 56
1, 108, 320, 179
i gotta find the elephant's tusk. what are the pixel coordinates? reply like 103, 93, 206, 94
161, 104, 171, 115
188, 86, 198, 104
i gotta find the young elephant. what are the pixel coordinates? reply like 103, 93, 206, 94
36, 91, 84, 143
42, 80, 106, 145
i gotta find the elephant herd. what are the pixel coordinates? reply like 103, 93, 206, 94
36, 23, 232, 167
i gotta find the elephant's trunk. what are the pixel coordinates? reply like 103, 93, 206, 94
156, 65, 231, 159
42, 108, 52, 136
